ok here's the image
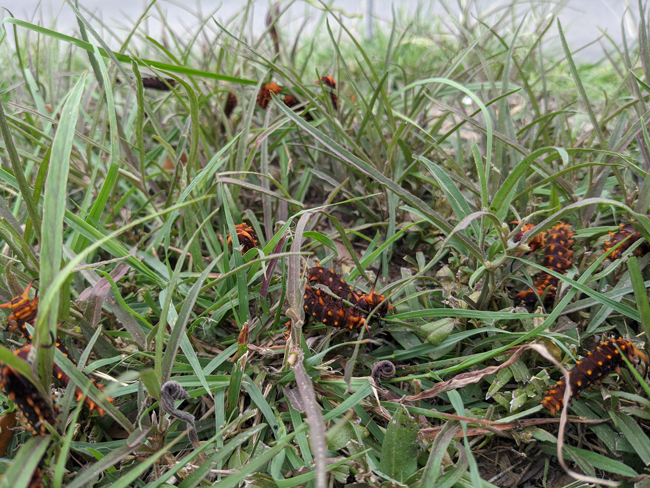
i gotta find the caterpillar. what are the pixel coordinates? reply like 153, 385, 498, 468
227, 223, 259, 254
283, 94, 313, 121
305, 265, 392, 326
355, 288, 392, 318
50, 360, 109, 416
0, 282, 112, 416
0, 345, 58, 435
515, 223, 574, 305
283, 94, 300, 109
541, 337, 648, 415
141, 76, 176, 91
316, 76, 338, 110
604, 223, 650, 260
224, 92, 238, 118
303, 285, 367, 330
28, 467, 44, 488
257, 82, 283, 110
308, 265, 355, 301
0, 279, 38, 336
511, 222, 545, 253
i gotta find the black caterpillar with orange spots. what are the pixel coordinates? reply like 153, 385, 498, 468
0, 345, 51, 485
604, 223, 650, 260
307, 265, 355, 302
283, 94, 300, 109
28, 466, 44, 488
355, 288, 392, 318
515, 222, 575, 305
0, 281, 112, 417
302, 284, 367, 330
227, 223, 259, 254
283, 94, 313, 121
541, 337, 648, 415
302, 265, 392, 330
0, 279, 39, 334
0, 345, 57, 435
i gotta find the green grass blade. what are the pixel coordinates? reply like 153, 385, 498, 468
628, 256, 650, 339
0, 435, 50, 488
161, 259, 218, 383
272, 92, 484, 261
66, 429, 150, 488
2, 18, 256, 85
0, 99, 42, 242
37, 72, 86, 385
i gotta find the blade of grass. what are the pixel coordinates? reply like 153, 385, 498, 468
628, 256, 650, 339
0, 435, 50, 488
161, 258, 218, 383
292, 357, 328, 488
37, 72, 86, 388
75, 37, 120, 254
272, 92, 484, 261
420, 420, 461, 488
0, 99, 42, 242
53, 398, 86, 488
2, 18, 256, 85
66, 428, 150, 488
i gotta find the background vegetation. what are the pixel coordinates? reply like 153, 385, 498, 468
1, 0, 650, 486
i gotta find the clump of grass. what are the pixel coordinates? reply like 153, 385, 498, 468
0, 1, 649, 487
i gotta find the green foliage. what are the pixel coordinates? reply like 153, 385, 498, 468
0, 1, 649, 487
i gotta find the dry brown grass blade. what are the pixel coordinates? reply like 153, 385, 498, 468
404, 346, 530, 402
292, 356, 328, 488
284, 210, 327, 488
419, 417, 610, 441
